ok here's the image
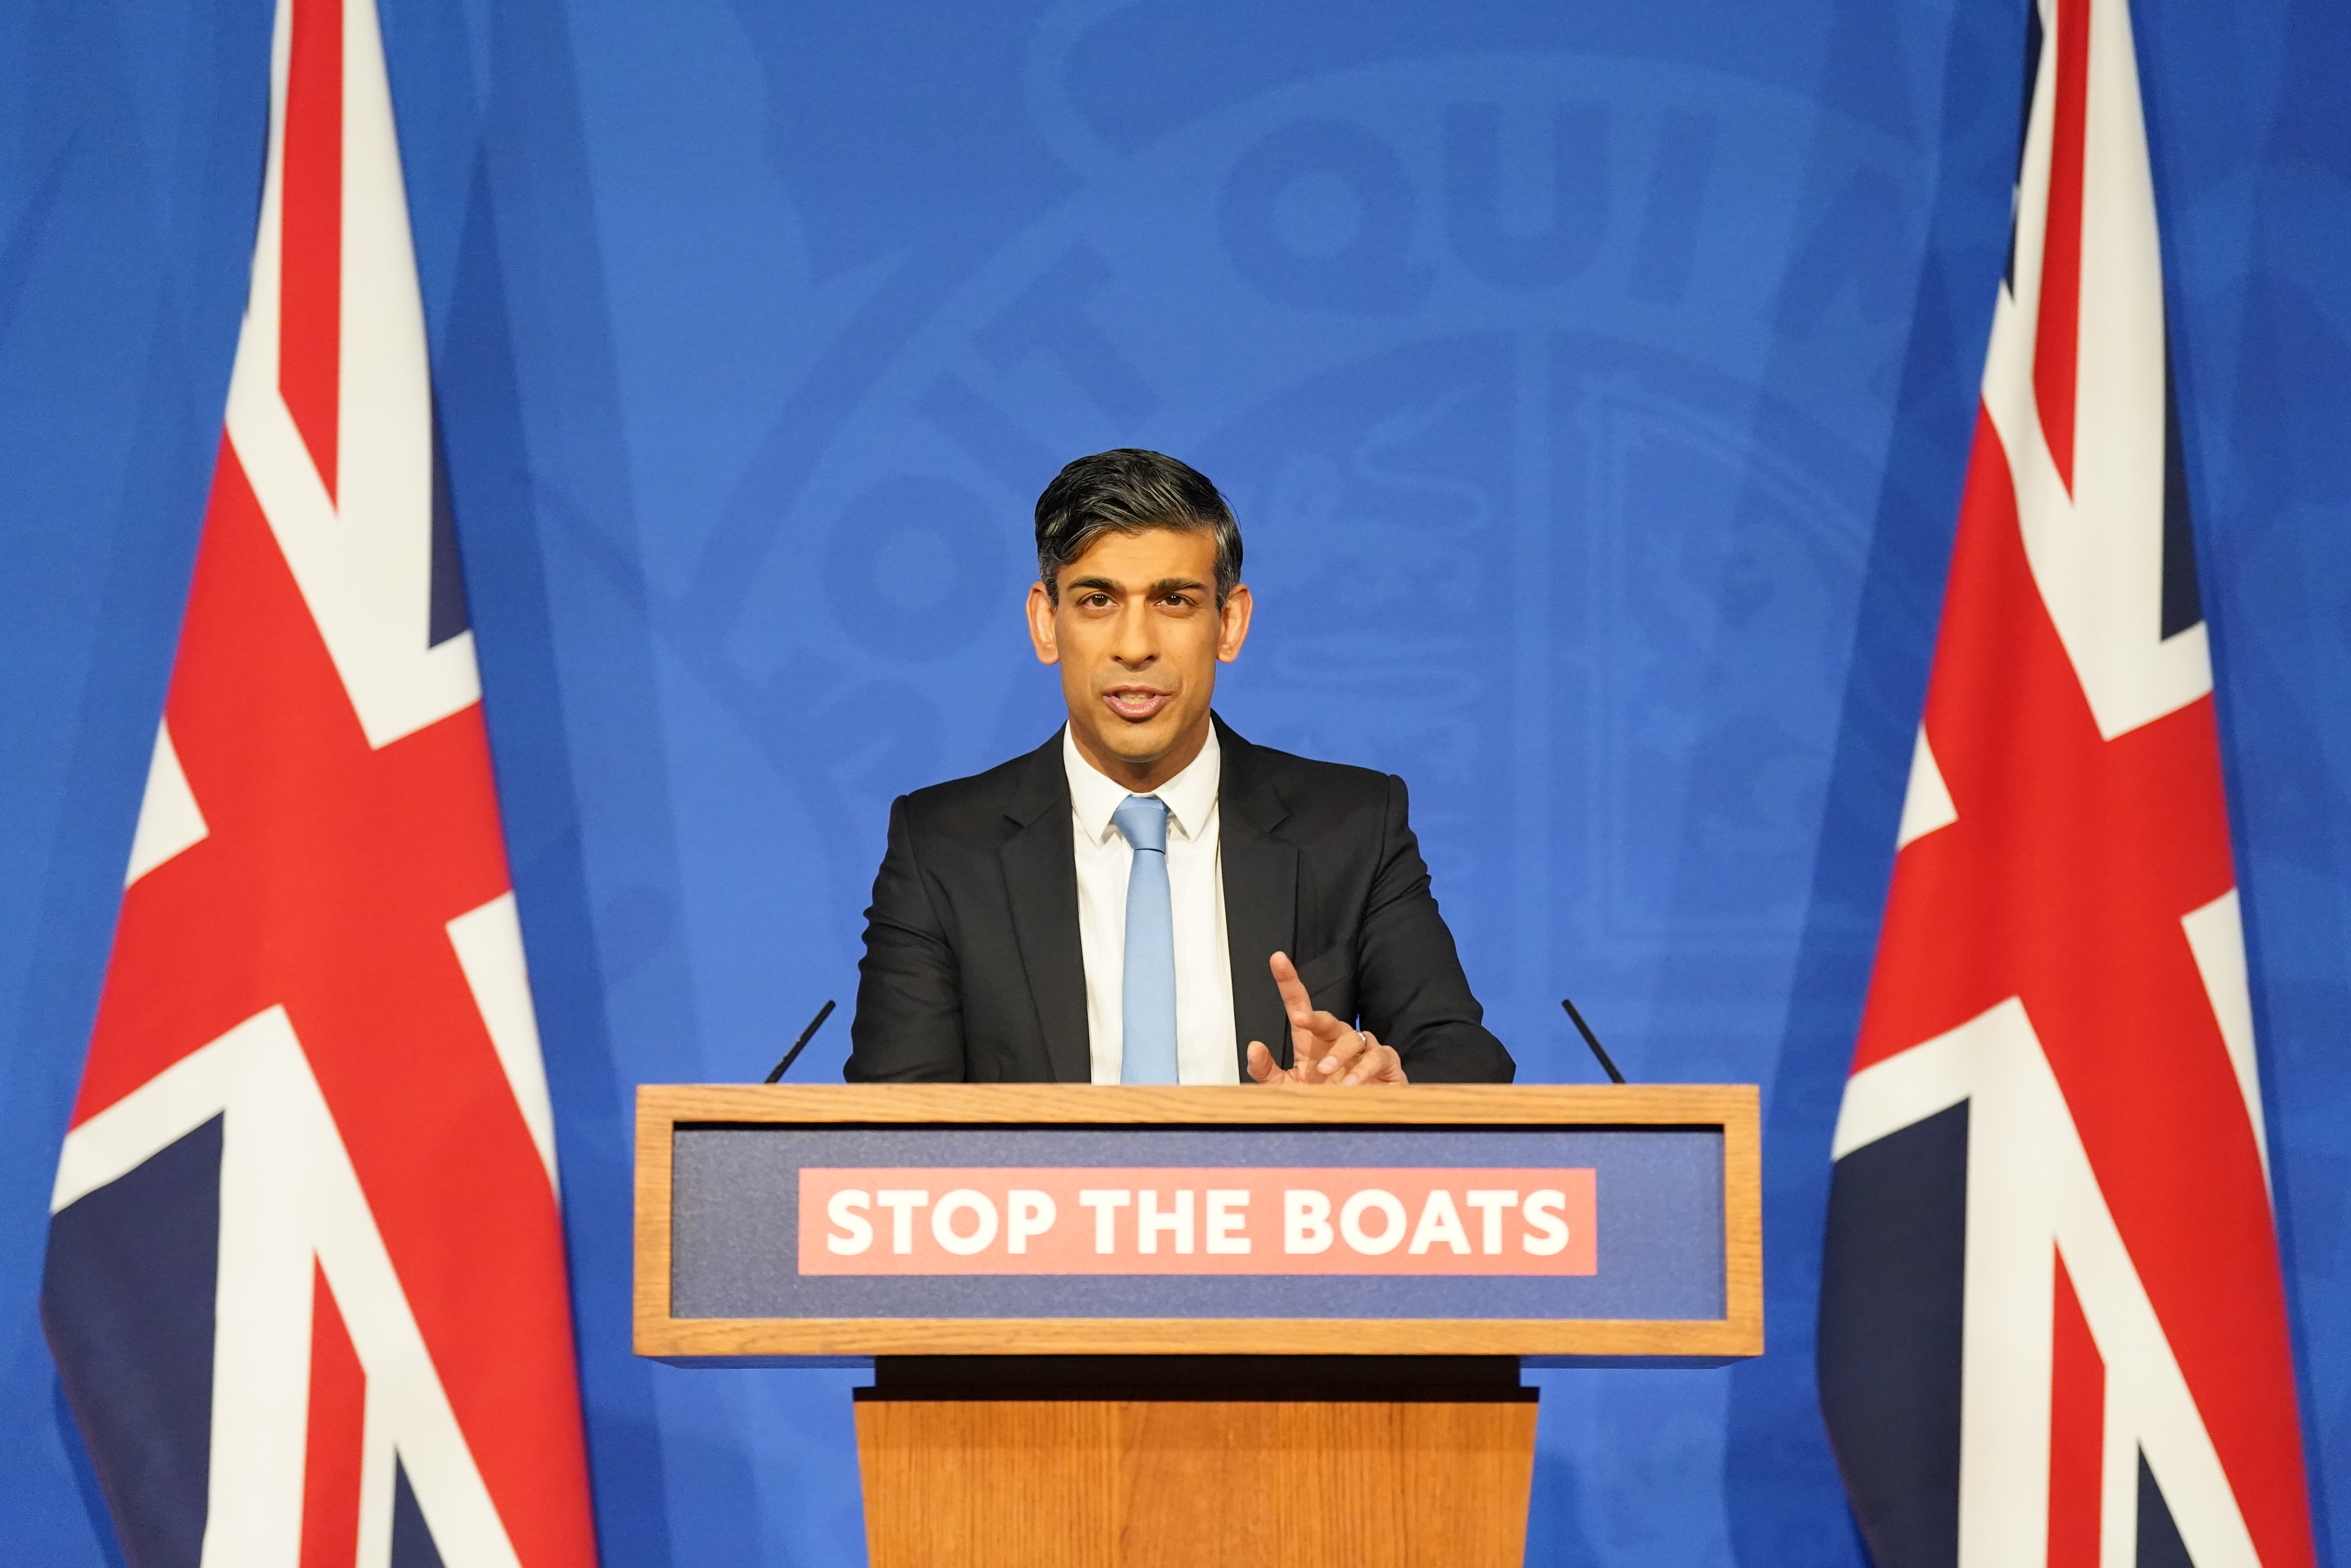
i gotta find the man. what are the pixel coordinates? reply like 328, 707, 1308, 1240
847, 449, 1513, 1087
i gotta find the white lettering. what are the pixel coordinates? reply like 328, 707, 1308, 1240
1006, 1189, 1055, 1254
930, 1189, 999, 1256
1464, 1190, 1520, 1255
1522, 1189, 1570, 1256
1284, 1189, 1334, 1254
1137, 1188, 1194, 1254
1340, 1189, 1407, 1255
874, 1189, 930, 1254
824, 1188, 873, 1255
1205, 1189, 1251, 1254
1078, 1189, 1132, 1254
1407, 1189, 1471, 1255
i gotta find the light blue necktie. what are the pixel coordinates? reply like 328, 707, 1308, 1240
1111, 794, 1179, 1085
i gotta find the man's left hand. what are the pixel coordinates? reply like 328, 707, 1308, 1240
1244, 951, 1409, 1086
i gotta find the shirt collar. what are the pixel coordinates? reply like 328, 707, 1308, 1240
1063, 722, 1222, 843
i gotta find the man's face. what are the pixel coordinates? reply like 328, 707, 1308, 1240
1026, 526, 1252, 788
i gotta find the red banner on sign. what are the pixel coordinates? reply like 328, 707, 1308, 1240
797, 1167, 1597, 1276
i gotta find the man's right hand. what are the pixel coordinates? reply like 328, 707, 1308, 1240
1244, 951, 1408, 1087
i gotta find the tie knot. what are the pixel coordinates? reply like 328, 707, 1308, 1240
1111, 794, 1169, 854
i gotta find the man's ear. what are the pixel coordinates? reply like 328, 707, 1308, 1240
1026, 581, 1060, 665
1216, 583, 1253, 664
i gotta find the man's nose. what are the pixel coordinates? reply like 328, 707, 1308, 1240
1111, 601, 1158, 665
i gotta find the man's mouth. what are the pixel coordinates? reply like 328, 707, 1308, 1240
1103, 686, 1173, 721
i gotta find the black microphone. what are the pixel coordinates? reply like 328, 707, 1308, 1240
1560, 997, 1627, 1085
763, 999, 837, 1083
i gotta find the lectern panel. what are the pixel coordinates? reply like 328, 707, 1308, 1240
634, 1084, 1762, 1363
671, 1126, 1721, 1321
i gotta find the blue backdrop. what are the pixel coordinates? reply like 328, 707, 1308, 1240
3, 0, 2346, 1562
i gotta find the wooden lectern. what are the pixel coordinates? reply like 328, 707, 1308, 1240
636, 1084, 1761, 1567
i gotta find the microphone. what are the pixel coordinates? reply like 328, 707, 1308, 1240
763, 999, 837, 1084
1560, 997, 1627, 1085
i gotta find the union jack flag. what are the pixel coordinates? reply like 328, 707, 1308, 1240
1818, 0, 2316, 1564
38, 0, 600, 1563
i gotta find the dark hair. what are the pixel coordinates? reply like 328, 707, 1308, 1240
1034, 449, 1242, 607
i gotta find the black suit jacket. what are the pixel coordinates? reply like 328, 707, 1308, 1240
846, 716, 1514, 1084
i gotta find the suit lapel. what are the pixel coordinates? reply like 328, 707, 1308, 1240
1000, 735, 1092, 1084
1216, 718, 1298, 1073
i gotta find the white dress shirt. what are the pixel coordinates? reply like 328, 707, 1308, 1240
1064, 725, 1240, 1085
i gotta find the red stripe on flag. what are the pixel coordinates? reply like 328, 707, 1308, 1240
2047, 1252, 2104, 1568
280, 0, 342, 501
1852, 406, 2315, 1567
299, 1263, 365, 1568
2034, 0, 2092, 491
60, 0, 600, 1556
75, 441, 506, 1116
1852, 412, 2234, 1070
76, 440, 598, 1568
1852, 412, 2234, 1066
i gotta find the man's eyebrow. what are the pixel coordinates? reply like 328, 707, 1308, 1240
1063, 575, 1208, 597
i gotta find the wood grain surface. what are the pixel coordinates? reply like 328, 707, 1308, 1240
634, 1082, 1764, 1362
854, 1397, 1537, 1568
640, 1080, 1752, 1127
643, 1312, 1756, 1360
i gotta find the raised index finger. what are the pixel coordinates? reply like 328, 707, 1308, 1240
1268, 951, 1313, 1023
